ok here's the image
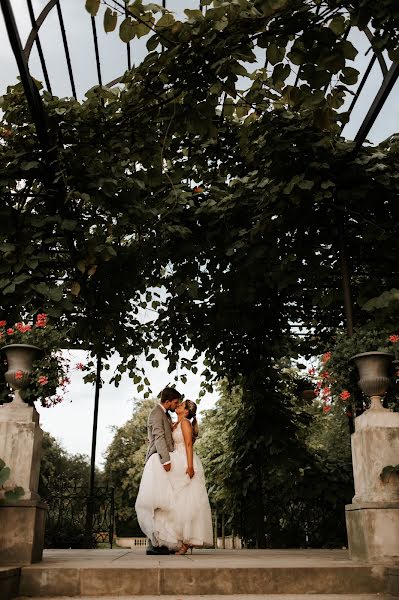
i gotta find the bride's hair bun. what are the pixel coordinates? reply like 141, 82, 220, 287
185, 399, 199, 443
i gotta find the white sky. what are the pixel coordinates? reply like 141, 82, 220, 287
1, 1, 399, 466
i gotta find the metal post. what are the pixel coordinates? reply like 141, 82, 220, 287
84, 355, 102, 547
338, 225, 354, 337
221, 513, 225, 549
0, 0, 49, 148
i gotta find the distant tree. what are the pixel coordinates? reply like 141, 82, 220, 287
103, 397, 156, 536
39, 431, 93, 496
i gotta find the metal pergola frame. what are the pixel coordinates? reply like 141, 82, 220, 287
1, 0, 399, 542
3, 0, 399, 151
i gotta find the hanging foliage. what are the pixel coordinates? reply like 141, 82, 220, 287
0, 0, 398, 395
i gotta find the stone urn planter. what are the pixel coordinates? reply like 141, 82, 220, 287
351, 351, 394, 410
346, 350, 399, 565
1, 343, 42, 405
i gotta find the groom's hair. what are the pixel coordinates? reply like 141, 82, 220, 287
159, 387, 182, 404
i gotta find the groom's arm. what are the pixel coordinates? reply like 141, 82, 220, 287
149, 410, 171, 465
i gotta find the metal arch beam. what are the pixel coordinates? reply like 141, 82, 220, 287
23, 0, 57, 60
1, 0, 49, 149
105, 75, 123, 88
354, 61, 399, 148
362, 26, 388, 77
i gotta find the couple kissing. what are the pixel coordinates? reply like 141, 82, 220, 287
135, 387, 213, 555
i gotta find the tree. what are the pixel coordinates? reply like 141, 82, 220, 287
39, 431, 93, 496
197, 372, 353, 548
103, 397, 156, 535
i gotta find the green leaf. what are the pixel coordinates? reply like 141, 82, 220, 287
119, 18, 137, 43
223, 98, 234, 117
298, 180, 314, 190
214, 16, 229, 31
2, 282, 15, 295
48, 286, 63, 302
4, 487, 24, 502
272, 63, 290, 85
362, 289, 399, 311
156, 13, 175, 28
184, 9, 203, 23
267, 43, 285, 66
329, 15, 346, 36
287, 49, 305, 66
341, 66, 359, 85
146, 34, 160, 51
136, 14, 155, 38
21, 161, 39, 170
85, 0, 100, 17
340, 40, 358, 60
104, 8, 118, 33
0, 466, 11, 486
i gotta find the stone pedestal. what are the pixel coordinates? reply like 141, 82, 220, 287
346, 408, 399, 564
0, 500, 46, 565
0, 398, 46, 564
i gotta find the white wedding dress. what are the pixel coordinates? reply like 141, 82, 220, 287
135, 420, 213, 550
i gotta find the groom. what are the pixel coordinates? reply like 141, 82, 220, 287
145, 386, 182, 555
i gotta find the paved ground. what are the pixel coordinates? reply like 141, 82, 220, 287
19, 547, 362, 568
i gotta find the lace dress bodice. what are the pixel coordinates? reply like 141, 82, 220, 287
172, 420, 186, 449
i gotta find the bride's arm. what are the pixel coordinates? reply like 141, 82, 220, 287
181, 419, 194, 478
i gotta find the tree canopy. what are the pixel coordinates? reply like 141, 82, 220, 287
1, 0, 399, 394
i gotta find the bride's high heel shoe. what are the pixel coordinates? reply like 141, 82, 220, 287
175, 544, 193, 555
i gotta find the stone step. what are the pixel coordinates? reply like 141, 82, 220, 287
13, 549, 392, 597
14, 595, 396, 600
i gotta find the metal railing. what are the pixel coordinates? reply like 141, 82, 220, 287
42, 479, 114, 549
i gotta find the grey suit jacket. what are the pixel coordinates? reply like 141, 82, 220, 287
145, 404, 174, 464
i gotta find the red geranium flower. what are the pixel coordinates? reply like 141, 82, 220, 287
322, 352, 331, 363
6, 328, 14, 335
36, 313, 47, 328
0, 320, 7, 327
38, 375, 48, 385
15, 370, 24, 380
323, 405, 331, 413
340, 390, 351, 401
389, 334, 399, 343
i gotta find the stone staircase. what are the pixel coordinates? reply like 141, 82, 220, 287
1, 549, 398, 599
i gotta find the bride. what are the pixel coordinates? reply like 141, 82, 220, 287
135, 399, 213, 554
